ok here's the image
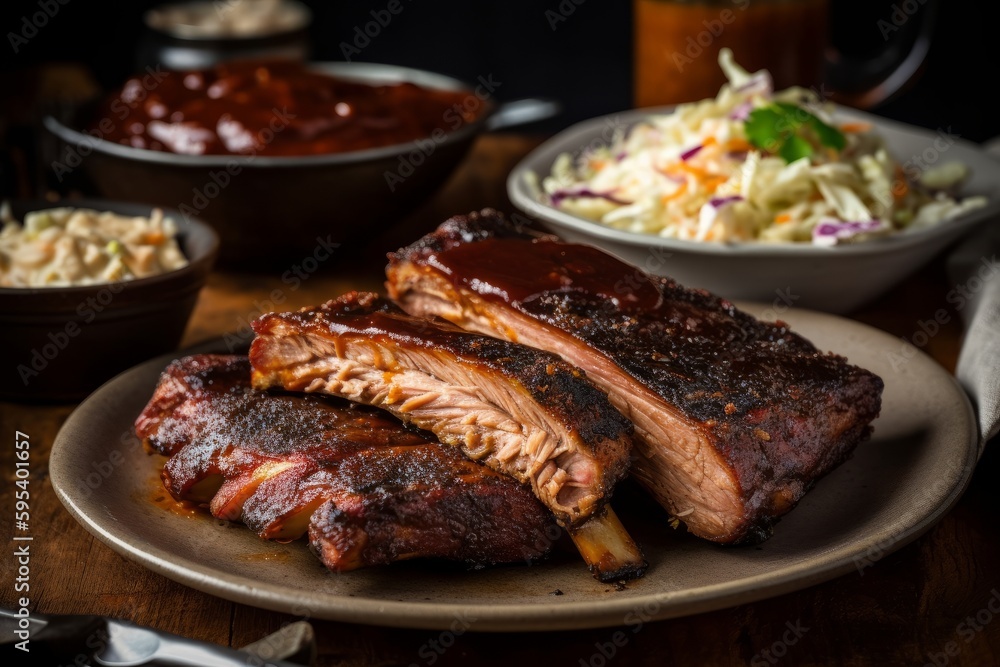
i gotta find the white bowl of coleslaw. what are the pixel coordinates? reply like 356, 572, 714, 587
508, 57, 1000, 312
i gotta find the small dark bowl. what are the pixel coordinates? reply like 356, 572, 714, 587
43, 62, 516, 266
137, 0, 312, 71
1, 199, 218, 402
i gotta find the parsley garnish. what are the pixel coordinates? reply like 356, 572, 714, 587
744, 102, 846, 163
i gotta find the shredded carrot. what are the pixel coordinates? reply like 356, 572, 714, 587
660, 161, 727, 193
703, 177, 727, 193
702, 136, 718, 147
660, 182, 688, 204
725, 138, 753, 153
667, 162, 694, 177
839, 121, 872, 133
690, 165, 716, 180
144, 231, 166, 245
774, 213, 792, 224
667, 162, 717, 181
659, 164, 683, 179
892, 178, 909, 201
888, 165, 907, 201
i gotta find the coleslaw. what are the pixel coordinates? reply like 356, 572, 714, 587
539, 49, 987, 245
0, 204, 188, 288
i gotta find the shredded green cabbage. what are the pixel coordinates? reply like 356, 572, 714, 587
541, 49, 986, 246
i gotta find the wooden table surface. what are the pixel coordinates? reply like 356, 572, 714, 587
2, 134, 998, 667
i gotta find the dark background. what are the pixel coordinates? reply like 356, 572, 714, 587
1, 0, 998, 183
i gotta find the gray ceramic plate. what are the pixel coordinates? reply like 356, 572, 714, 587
50, 304, 978, 631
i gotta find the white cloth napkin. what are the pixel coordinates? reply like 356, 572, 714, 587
949, 139, 1000, 454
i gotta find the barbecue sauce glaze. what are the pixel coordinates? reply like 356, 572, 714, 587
389, 211, 875, 425
423, 236, 664, 312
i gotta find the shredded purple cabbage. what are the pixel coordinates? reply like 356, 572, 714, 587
680, 144, 703, 161
709, 195, 744, 208
729, 102, 752, 121
734, 72, 773, 96
812, 219, 886, 246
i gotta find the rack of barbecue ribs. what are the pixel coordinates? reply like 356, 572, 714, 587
386, 209, 884, 545
249, 291, 647, 581
135, 354, 557, 571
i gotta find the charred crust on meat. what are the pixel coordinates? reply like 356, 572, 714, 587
135, 354, 556, 571
255, 291, 635, 453
386, 210, 885, 546
386, 208, 552, 264
250, 291, 635, 528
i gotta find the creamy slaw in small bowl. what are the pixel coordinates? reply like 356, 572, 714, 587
0, 198, 217, 401
0, 204, 188, 288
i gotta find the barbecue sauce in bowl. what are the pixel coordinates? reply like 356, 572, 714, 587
92, 60, 484, 157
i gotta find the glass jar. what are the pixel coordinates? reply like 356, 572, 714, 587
633, 0, 935, 109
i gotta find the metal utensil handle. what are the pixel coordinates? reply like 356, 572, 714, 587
0, 607, 106, 662
148, 634, 307, 667
486, 98, 561, 131
95, 621, 310, 667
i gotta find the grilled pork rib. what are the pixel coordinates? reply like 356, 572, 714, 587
249, 292, 647, 580
386, 210, 885, 544
135, 354, 555, 570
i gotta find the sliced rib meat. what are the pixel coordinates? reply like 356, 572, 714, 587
386, 209, 885, 544
249, 292, 632, 528
249, 292, 647, 581
135, 354, 555, 570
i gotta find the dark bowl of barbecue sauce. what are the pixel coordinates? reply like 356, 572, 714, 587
44, 59, 498, 266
